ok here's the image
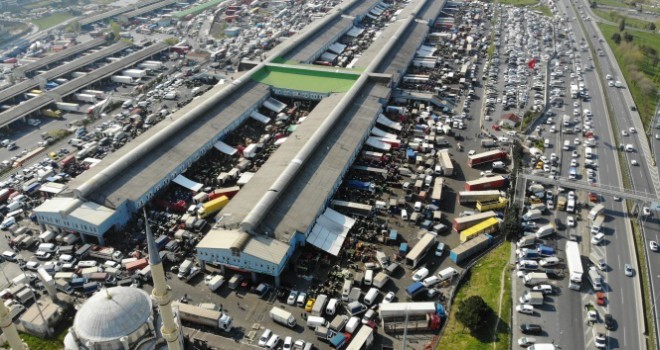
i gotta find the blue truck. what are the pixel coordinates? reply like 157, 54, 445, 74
537, 244, 555, 256
406, 282, 427, 299
347, 180, 375, 192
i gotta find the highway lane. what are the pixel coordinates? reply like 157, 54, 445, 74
567, 0, 655, 348
554, 0, 645, 349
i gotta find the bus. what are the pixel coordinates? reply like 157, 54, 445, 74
459, 217, 500, 242
458, 190, 501, 204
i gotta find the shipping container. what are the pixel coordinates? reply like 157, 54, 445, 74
458, 190, 501, 204
467, 150, 507, 167
450, 234, 493, 264
452, 211, 498, 232
465, 175, 507, 191
459, 217, 500, 242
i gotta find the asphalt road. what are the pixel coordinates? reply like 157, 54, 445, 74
559, 0, 648, 348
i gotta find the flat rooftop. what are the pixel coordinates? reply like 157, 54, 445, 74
0, 95, 54, 128
252, 64, 359, 93
66, 81, 271, 207
123, 0, 178, 19
375, 21, 429, 76
0, 80, 39, 105
41, 42, 132, 81
260, 79, 390, 240
80, 0, 164, 25
13, 38, 107, 76
217, 92, 346, 236
52, 42, 167, 97
345, 0, 379, 17
283, 16, 354, 63
172, 0, 225, 19
418, 0, 447, 21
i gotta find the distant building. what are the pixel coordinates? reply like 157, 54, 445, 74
18, 299, 63, 338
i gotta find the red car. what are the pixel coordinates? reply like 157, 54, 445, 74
596, 292, 606, 306
589, 193, 599, 203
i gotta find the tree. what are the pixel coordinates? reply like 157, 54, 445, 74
502, 205, 521, 241
590, 1, 597, 8
623, 32, 634, 43
648, 22, 656, 31
611, 33, 621, 44
619, 19, 626, 32
163, 37, 179, 46
109, 21, 121, 41
455, 295, 489, 331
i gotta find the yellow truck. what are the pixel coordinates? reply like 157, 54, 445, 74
41, 109, 62, 119
476, 197, 508, 212
197, 196, 229, 218
557, 195, 567, 211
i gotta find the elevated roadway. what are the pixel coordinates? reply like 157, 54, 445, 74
79, 0, 164, 26
120, 0, 178, 22
12, 38, 107, 78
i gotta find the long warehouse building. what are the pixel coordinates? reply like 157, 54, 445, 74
35, 0, 447, 285
79, 0, 165, 26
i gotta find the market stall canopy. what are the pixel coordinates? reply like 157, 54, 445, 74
173, 175, 203, 192
307, 207, 356, 256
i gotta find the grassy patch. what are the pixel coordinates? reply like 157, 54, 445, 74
598, 23, 660, 128
19, 330, 67, 350
537, 5, 553, 16
31, 12, 74, 30
497, 0, 539, 6
437, 243, 512, 350
592, 9, 656, 29
592, 0, 631, 8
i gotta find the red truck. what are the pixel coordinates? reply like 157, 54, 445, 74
467, 150, 507, 167
209, 186, 240, 200
464, 175, 507, 191
125, 258, 148, 273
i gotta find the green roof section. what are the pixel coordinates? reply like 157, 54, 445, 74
252, 64, 359, 94
172, 0, 226, 19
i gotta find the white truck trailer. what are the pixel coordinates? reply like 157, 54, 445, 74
566, 241, 583, 290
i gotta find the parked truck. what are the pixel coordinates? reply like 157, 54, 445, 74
467, 150, 507, 167
174, 302, 233, 332
464, 176, 507, 191
197, 195, 229, 218
476, 197, 508, 212
74, 93, 96, 103
55, 102, 80, 112
311, 294, 328, 317
111, 75, 136, 84
523, 272, 549, 286
270, 306, 297, 327
89, 245, 124, 261
121, 69, 147, 78
589, 204, 605, 222
587, 267, 603, 291
523, 209, 543, 221
373, 272, 390, 289
519, 291, 544, 305
566, 241, 583, 290
208, 275, 225, 291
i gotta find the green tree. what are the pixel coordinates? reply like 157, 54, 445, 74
502, 205, 521, 241
619, 19, 626, 32
648, 22, 656, 31
109, 21, 120, 41
455, 295, 489, 331
590, 1, 596, 8
623, 32, 633, 43
611, 32, 621, 44
163, 37, 179, 45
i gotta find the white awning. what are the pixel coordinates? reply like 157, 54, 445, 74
214, 141, 237, 155
173, 175, 203, 192
263, 97, 287, 113
274, 137, 287, 146
376, 114, 402, 131
416, 45, 437, 58
39, 182, 65, 194
307, 207, 356, 256
371, 126, 398, 139
327, 42, 347, 55
250, 110, 271, 124
320, 51, 338, 62
346, 26, 364, 38
237, 172, 255, 186
366, 137, 392, 151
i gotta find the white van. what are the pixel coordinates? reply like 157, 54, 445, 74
544, 139, 550, 148
437, 267, 458, 282
401, 209, 409, 221
38, 243, 57, 253
346, 316, 360, 333
326, 298, 338, 316
306, 316, 327, 328
341, 279, 353, 302
492, 161, 505, 169
364, 288, 379, 306
364, 270, 373, 286
265, 334, 280, 350
77, 260, 98, 269
59, 254, 76, 265
122, 99, 133, 109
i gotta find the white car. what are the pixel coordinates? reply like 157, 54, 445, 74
287, 290, 298, 305
283, 336, 293, 350
412, 267, 429, 282
621, 130, 628, 136
383, 291, 396, 303
516, 304, 534, 315
572, 151, 578, 158
25, 261, 40, 271
518, 336, 537, 347
574, 138, 581, 145
567, 216, 575, 227
629, 127, 636, 134
468, 150, 476, 156
643, 207, 651, 216
650, 241, 659, 251
591, 232, 605, 245
258, 329, 272, 347
631, 159, 639, 166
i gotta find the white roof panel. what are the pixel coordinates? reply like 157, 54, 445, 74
173, 175, 203, 192
213, 141, 237, 155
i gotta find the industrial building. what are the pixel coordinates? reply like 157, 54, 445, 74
34, 0, 447, 284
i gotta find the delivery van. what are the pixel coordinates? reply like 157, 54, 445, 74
438, 267, 458, 282
341, 279, 352, 302
364, 288, 379, 306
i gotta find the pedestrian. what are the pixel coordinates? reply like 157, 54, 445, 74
219, 304, 223, 311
